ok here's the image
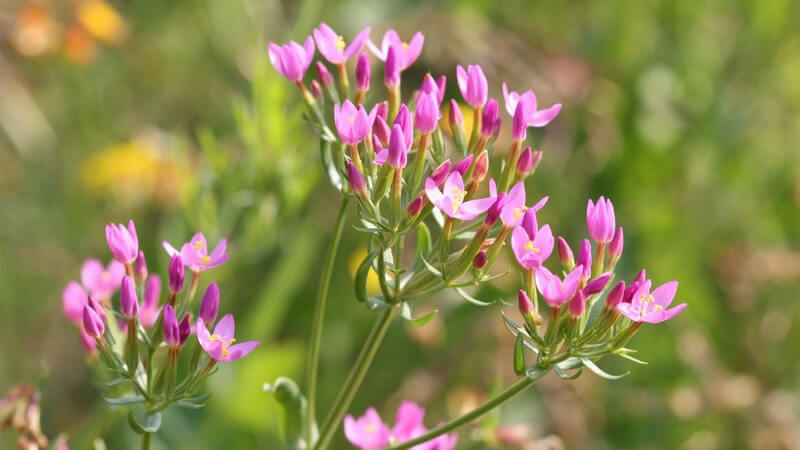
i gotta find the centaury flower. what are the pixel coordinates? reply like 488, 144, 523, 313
343, 408, 390, 449
510, 207, 554, 270
196, 315, 260, 362
502, 83, 562, 129
314, 23, 371, 64
105, 220, 138, 264
268, 36, 315, 82
617, 280, 686, 323
163, 232, 229, 273
456, 64, 488, 108
535, 265, 584, 308
367, 29, 424, 70
334, 100, 379, 145
80, 259, 125, 301
586, 196, 616, 244
425, 171, 496, 221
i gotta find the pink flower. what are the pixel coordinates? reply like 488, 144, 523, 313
268, 36, 315, 82
497, 182, 547, 229
456, 64, 488, 108
314, 23, 371, 64
391, 401, 425, 441
163, 232, 229, 273
140, 275, 161, 328
105, 220, 138, 264
334, 100, 379, 145
617, 280, 686, 323
586, 196, 616, 243
420, 74, 446, 105
82, 305, 105, 339
62, 282, 88, 325
511, 209, 554, 270
344, 408, 390, 449
196, 315, 260, 362
535, 265, 583, 308
367, 29, 424, 70
425, 172, 496, 221
415, 90, 441, 133
502, 83, 562, 128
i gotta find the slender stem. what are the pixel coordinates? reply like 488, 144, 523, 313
141, 432, 151, 450
316, 306, 398, 449
306, 197, 350, 448
390, 371, 546, 449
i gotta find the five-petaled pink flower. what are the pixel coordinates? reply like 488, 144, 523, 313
196, 314, 260, 362
163, 232, 229, 273
617, 280, 686, 323
456, 64, 488, 108
425, 172, 496, 221
314, 23, 371, 64
511, 208, 554, 270
586, 196, 616, 243
268, 36, 315, 82
105, 220, 139, 264
334, 100, 379, 145
344, 407, 391, 449
344, 401, 457, 450
535, 265, 584, 308
81, 259, 125, 301
367, 29, 424, 70
502, 83, 562, 134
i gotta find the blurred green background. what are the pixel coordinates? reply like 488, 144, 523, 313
2, 0, 799, 448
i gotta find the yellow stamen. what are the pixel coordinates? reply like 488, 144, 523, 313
209, 334, 221, 341
194, 240, 203, 250
201, 255, 211, 265
402, 41, 409, 50
221, 347, 230, 357
524, 240, 540, 254
366, 423, 377, 433
335, 35, 346, 51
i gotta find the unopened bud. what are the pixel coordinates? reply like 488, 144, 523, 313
472, 150, 489, 182
516, 147, 533, 175
481, 98, 501, 138
134, 251, 147, 283
605, 281, 625, 309
473, 251, 488, 269
346, 160, 367, 196
199, 283, 220, 326
530, 150, 543, 171
168, 254, 184, 294
517, 290, 540, 326
355, 52, 370, 92
568, 290, 586, 318
310, 80, 322, 98
512, 101, 528, 141
453, 155, 473, 176
407, 195, 424, 217
376, 101, 388, 121
449, 99, 464, 128
119, 275, 139, 318
316, 61, 333, 87
577, 239, 592, 280
608, 227, 624, 265
373, 116, 390, 147
178, 313, 192, 346
582, 272, 612, 296
430, 160, 451, 186
485, 192, 506, 226
163, 305, 180, 347
384, 46, 400, 88
82, 305, 105, 339
557, 237, 575, 271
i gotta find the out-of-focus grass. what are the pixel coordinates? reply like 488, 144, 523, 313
1, 0, 799, 449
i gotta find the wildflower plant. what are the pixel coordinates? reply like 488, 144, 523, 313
62, 22, 688, 450
265, 23, 688, 450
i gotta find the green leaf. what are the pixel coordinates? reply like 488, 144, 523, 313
127, 408, 162, 434
553, 365, 583, 380
416, 223, 432, 256
264, 377, 317, 450
105, 377, 129, 387
177, 393, 212, 409
355, 250, 381, 303
580, 357, 628, 380
454, 287, 493, 306
320, 140, 343, 191
399, 303, 438, 327
103, 395, 145, 406
513, 334, 526, 376
614, 349, 649, 365
366, 295, 391, 311
419, 254, 441, 277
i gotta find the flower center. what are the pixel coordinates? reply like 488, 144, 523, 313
366, 423, 377, 433
402, 41, 409, 50
194, 240, 203, 250
524, 240, 540, 253
201, 255, 211, 265
101, 271, 110, 281
335, 35, 346, 51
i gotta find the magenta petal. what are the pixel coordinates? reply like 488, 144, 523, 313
213, 314, 235, 340
63, 282, 88, 324
402, 32, 424, 68
392, 401, 425, 441
529, 103, 562, 127
226, 340, 260, 361
511, 226, 531, 268
651, 281, 678, 308
425, 178, 444, 206
344, 26, 372, 59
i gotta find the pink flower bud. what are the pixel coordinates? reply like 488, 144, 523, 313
376, 101, 388, 121
310, 80, 322, 98
448, 99, 463, 128
163, 304, 180, 347
317, 61, 333, 87
582, 272, 611, 296
199, 283, 220, 326
453, 154, 472, 176
134, 251, 147, 282
347, 161, 367, 195
516, 147, 533, 175
87, 296, 106, 322
577, 239, 592, 280
456, 64, 488, 108
568, 290, 586, 318
388, 124, 408, 168
355, 52, 370, 91
407, 195, 424, 217
609, 227, 624, 261
557, 237, 575, 270
473, 251, 488, 269
605, 281, 625, 309
472, 150, 489, 182
82, 305, 105, 339
119, 275, 139, 318
105, 220, 139, 264
485, 192, 506, 226
481, 98, 501, 138
384, 46, 400, 88
415, 91, 441, 133
512, 101, 528, 141
430, 160, 451, 186
518, 290, 534, 315
623, 269, 647, 303
373, 116, 390, 147
586, 196, 616, 244
178, 313, 191, 346
168, 254, 184, 294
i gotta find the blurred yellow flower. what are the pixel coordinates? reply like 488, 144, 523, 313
348, 247, 381, 296
439, 102, 474, 137
81, 138, 184, 207
76, 0, 128, 46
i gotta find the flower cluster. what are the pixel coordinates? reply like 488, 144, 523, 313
61, 220, 258, 434
269, 23, 687, 449
344, 401, 456, 450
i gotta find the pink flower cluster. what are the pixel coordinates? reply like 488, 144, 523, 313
344, 401, 456, 450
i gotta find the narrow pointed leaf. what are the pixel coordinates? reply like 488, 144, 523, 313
580, 357, 628, 380
128, 408, 162, 434
354, 250, 381, 303
454, 287, 493, 306
513, 334, 526, 375
264, 377, 317, 450
104, 395, 145, 406
400, 303, 438, 327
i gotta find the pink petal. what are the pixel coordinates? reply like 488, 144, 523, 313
402, 32, 424, 68
226, 340, 260, 361
651, 281, 678, 308
529, 103, 562, 127
344, 26, 372, 59
213, 314, 235, 340
425, 178, 444, 205
80, 259, 104, 292
456, 65, 468, 95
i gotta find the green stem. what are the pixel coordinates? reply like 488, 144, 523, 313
306, 197, 350, 448
141, 432, 151, 450
390, 371, 546, 449
316, 306, 398, 449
